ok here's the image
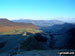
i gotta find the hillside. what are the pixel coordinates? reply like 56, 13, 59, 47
0, 19, 38, 32
0, 19, 75, 55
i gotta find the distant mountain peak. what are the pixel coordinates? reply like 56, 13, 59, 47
13, 19, 65, 27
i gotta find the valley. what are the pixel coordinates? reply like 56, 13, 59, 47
0, 19, 75, 56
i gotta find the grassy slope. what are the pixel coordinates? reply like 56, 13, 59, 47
0, 28, 42, 35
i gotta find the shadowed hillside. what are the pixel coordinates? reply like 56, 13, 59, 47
0, 30, 75, 53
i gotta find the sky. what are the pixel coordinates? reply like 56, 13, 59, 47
0, 0, 75, 22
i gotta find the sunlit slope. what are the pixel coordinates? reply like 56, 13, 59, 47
0, 19, 38, 32
0, 28, 42, 35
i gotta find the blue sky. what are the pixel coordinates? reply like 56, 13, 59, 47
0, 0, 75, 21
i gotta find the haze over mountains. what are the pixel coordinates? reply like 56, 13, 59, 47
12, 18, 75, 35
13, 19, 65, 27
0, 18, 75, 33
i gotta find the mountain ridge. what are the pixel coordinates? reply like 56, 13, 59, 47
0, 19, 38, 32
13, 19, 65, 27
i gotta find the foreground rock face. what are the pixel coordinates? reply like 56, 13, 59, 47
21, 33, 50, 50
21, 28, 75, 51
0, 28, 75, 53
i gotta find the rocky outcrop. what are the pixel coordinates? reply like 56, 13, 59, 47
21, 33, 50, 50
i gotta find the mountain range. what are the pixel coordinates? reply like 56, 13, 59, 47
13, 19, 75, 34
13, 19, 65, 27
